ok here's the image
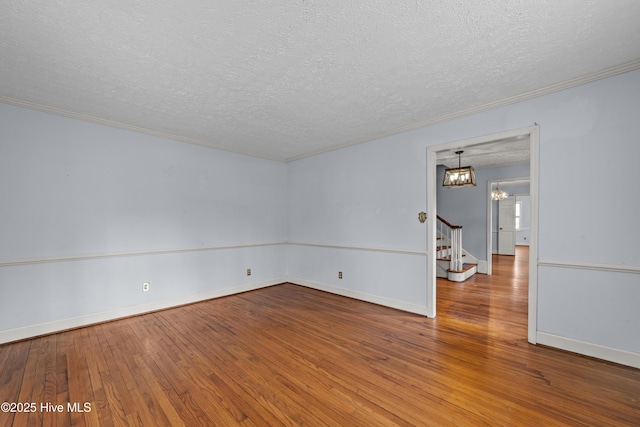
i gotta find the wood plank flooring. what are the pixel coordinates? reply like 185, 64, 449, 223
1, 246, 639, 426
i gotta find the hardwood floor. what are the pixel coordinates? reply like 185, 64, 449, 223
2, 248, 639, 426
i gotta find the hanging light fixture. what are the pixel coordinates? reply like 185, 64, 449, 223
443, 150, 476, 188
491, 182, 509, 200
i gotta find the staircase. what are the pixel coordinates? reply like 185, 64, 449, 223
435, 215, 478, 282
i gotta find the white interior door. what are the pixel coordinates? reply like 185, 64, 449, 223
498, 196, 516, 255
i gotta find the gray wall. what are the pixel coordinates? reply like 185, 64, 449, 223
286, 134, 428, 309
287, 68, 640, 356
0, 103, 287, 333
2, 67, 639, 361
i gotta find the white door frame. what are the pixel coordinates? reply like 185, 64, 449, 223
426, 125, 539, 344
486, 177, 530, 274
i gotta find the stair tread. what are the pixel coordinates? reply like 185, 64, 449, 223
437, 254, 466, 261
447, 263, 477, 273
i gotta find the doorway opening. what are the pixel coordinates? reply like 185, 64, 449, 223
487, 177, 530, 274
426, 125, 539, 344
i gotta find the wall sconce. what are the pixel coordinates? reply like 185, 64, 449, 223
418, 212, 426, 223
443, 150, 476, 188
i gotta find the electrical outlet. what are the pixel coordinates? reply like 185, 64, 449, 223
247, 268, 251, 276
338, 271, 343, 279
142, 282, 150, 292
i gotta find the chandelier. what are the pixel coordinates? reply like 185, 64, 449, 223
443, 151, 476, 188
491, 183, 509, 201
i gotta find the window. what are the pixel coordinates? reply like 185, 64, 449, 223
515, 201, 522, 230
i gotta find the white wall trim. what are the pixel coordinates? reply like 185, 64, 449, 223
0, 96, 286, 163
427, 124, 540, 343
285, 60, 640, 162
286, 241, 427, 256
528, 125, 540, 344
0, 242, 426, 268
0, 241, 287, 267
5, 60, 639, 164
426, 145, 437, 318
0, 277, 286, 345
288, 277, 429, 316
537, 332, 640, 369
477, 260, 488, 274
538, 260, 640, 274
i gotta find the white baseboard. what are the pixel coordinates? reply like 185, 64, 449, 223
0, 277, 286, 345
288, 277, 429, 316
537, 332, 640, 369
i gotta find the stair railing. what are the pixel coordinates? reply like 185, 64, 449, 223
436, 215, 464, 272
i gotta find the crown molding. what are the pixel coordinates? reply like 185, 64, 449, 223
2, 60, 639, 163
284, 59, 640, 162
0, 96, 287, 163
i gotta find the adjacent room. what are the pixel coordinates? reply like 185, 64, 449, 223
1, 2, 639, 425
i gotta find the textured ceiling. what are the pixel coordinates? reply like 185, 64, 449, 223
438, 136, 531, 170
1, 1, 640, 162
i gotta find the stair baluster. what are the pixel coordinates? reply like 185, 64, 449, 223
436, 215, 464, 272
